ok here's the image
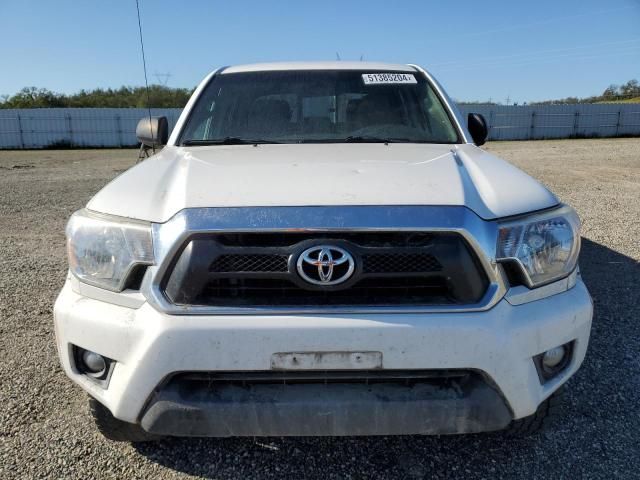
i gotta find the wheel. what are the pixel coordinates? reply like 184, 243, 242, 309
504, 387, 564, 436
89, 397, 160, 442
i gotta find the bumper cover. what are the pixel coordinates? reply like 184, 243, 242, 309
54, 277, 593, 435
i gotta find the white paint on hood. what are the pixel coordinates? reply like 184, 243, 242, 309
87, 143, 558, 223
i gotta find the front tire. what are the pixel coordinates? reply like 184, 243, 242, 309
89, 398, 159, 442
505, 387, 564, 436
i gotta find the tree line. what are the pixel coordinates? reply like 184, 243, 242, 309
532, 79, 640, 105
0, 86, 193, 109
1, 80, 638, 109
458, 80, 640, 106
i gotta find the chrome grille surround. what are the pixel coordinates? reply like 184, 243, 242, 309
144, 206, 509, 315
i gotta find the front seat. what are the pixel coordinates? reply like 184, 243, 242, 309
352, 93, 404, 129
248, 99, 292, 134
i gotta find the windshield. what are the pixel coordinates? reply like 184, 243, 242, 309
179, 70, 460, 145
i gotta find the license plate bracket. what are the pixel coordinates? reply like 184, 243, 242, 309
270, 351, 383, 370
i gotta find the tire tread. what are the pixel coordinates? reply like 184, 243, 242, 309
505, 387, 564, 436
89, 398, 159, 443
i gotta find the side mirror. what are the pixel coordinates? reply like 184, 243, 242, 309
467, 113, 488, 146
136, 116, 168, 148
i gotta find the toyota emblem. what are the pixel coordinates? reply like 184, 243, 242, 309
296, 245, 355, 286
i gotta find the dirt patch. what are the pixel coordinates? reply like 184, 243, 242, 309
0, 139, 639, 479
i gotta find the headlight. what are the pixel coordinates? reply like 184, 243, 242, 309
496, 205, 581, 287
66, 209, 154, 291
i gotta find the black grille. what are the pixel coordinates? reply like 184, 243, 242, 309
210, 254, 288, 273
172, 370, 471, 387
200, 277, 453, 306
362, 253, 441, 273
162, 231, 489, 308
209, 253, 441, 275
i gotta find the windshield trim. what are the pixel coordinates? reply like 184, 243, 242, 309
175, 68, 464, 147
411, 64, 469, 144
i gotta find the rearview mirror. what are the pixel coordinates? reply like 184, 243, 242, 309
136, 116, 168, 148
467, 113, 488, 146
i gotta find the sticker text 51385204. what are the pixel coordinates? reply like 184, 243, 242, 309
362, 73, 417, 85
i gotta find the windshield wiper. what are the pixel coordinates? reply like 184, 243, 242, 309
343, 136, 411, 144
182, 137, 281, 146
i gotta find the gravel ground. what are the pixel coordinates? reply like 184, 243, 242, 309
0, 139, 639, 479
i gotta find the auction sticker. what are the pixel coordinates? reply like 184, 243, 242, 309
362, 73, 417, 84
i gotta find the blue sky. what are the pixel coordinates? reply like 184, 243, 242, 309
1, 0, 638, 103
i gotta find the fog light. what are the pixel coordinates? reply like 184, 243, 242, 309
542, 346, 566, 370
81, 350, 106, 375
534, 341, 573, 383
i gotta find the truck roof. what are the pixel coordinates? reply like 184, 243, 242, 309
221, 61, 417, 74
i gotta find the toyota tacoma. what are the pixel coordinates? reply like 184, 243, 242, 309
54, 62, 593, 441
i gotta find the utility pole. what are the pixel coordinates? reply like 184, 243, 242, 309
153, 72, 172, 86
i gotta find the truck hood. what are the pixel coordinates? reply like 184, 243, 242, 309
87, 143, 558, 223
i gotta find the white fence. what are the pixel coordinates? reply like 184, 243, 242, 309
457, 104, 640, 141
0, 104, 638, 148
0, 108, 182, 149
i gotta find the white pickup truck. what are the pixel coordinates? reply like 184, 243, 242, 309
54, 62, 592, 441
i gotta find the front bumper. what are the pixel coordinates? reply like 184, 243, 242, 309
54, 277, 592, 436
140, 371, 512, 436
